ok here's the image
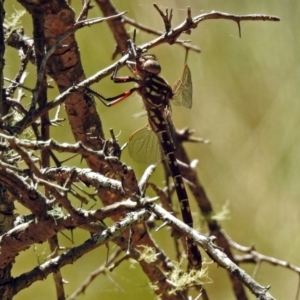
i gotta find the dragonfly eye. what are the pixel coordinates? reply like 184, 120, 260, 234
142, 59, 161, 75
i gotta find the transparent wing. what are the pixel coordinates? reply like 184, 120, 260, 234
172, 65, 193, 109
128, 125, 163, 164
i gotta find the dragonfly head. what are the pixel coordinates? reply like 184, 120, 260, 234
140, 54, 161, 75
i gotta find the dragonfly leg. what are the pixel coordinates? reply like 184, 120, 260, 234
85, 59, 141, 107
111, 62, 138, 84
86, 87, 138, 107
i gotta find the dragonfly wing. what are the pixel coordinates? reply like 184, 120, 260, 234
128, 125, 163, 164
172, 65, 193, 109
181, 65, 193, 109
172, 78, 183, 106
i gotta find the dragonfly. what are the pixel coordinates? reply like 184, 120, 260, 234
87, 39, 202, 269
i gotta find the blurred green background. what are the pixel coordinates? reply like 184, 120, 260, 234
5, 0, 299, 299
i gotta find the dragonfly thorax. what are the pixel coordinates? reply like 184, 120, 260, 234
140, 55, 161, 75
139, 74, 173, 109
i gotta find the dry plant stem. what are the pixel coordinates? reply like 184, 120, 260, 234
0, 2, 15, 289
5, 45, 33, 97
5, 77, 34, 93
39, 10, 127, 69
6, 139, 80, 218
0, 0, 6, 116
0, 185, 15, 293
225, 230, 300, 274
0, 4, 13, 278
69, 248, 123, 299
0, 167, 49, 216
149, 182, 173, 215
141, 9, 280, 50
30, 6, 126, 110
150, 203, 275, 300
31, 14, 48, 113
175, 130, 247, 299
5, 0, 169, 299
138, 164, 157, 193
33, 12, 63, 294
80, 199, 150, 223
235, 252, 300, 299
80, 9, 280, 87
123, 15, 201, 53
153, 3, 173, 33
4, 210, 151, 297
76, 0, 92, 22
2, 147, 175, 300
0, 134, 138, 196
10, 12, 126, 134
42, 166, 125, 196
0, 199, 149, 271
149, 182, 187, 260
13, 0, 110, 147
48, 235, 65, 300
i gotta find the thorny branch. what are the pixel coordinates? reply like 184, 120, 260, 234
5, 6, 279, 134
80, 7, 280, 86
2, 210, 151, 296
0, 198, 150, 269
150, 203, 275, 300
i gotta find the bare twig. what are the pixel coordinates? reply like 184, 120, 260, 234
0, 199, 145, 271
153, 3, 173, 33
69, 248, 123, 299
81, 10, 280, 84
7, 210, 151, 297
30, 10, 126, 108
225, 230, 300, 274
138, 164, 156, 193
122, 16, 201, 53
48, 235, 66, 299
150, 203, 276, 300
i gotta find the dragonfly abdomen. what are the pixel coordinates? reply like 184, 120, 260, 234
152, 115, 202, 268
156, 128, 193, 227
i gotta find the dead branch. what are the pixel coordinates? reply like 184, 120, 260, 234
150, 203, 275, 300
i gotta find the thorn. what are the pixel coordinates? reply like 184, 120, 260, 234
133, 29, 137, 43
190, 159, 198, 169
153, 3, 172, 33
147, 196, 159, 202
155, 220, 170, 231
237, 20, 241, 38
126, 228, 133, 255
187, 6, 192, 22
209, 235, 217, 243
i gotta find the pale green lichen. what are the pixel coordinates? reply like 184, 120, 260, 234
4, 9, 26, 40
138, 245, 157, 264
167, 260, 211, 294
211, 200, 231, 222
